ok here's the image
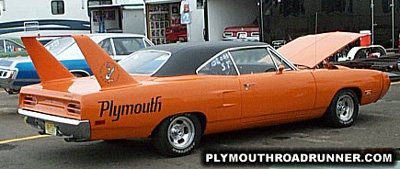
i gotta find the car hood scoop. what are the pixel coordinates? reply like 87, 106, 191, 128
277, 32, 363, 68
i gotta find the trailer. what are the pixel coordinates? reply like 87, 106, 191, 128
0, 0, 90, 37
89, 0, 146, 35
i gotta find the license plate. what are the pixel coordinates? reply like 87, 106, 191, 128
45, 121, 57, 136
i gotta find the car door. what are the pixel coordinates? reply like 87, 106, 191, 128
229, 47, 316, 128
197, 52, 242, 132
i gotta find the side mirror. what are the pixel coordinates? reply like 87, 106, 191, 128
277, 65, 285, 74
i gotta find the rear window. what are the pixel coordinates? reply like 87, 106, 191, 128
45, 37, 74, 56
113, 38, 146, 55
119, 50, 170, 75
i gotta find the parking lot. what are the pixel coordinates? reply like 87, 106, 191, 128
0, 82, 399, 169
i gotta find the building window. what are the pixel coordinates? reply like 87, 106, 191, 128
0, 0, 4, 16
382, 0, 391, 13
87, 0, 112, 17
0, 0, 4, 11
51, 0, 65, 15
197, 0, 204, 9
279, 0, 305, 17
321, 0, 346, 13
88, 0, 112, 7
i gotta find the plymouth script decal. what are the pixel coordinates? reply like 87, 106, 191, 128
98, 96, 162, 121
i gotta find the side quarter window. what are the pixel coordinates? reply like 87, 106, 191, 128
98, 38, 114, 56
268, 49, 293, 70
230, 48, 277, 74
197, 52, 237, 75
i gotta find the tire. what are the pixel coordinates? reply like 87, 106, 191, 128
323, 89, 359, 128
103, 139, 126, 143
72, 72, 87, 77
151, 114, 202, 157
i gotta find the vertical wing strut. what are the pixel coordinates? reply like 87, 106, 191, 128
72, 35, 138, 90
21, 37, 75, 83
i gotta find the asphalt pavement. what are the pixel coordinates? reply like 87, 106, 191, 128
0, 82, 400, 169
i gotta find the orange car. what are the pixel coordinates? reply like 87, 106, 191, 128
18, 32, 390, 157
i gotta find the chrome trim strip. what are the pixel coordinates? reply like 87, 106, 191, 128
0, 66, 18, 86
18, 109, 87, 126
268, 47, 298, 70
227, 51, 241, 76
109, 37, 117, 57
266, 48, 280, 71
236, 32, 248, 38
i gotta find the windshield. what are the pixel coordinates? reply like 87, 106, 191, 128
45, 37, 75, 56
119, 50, 170, 75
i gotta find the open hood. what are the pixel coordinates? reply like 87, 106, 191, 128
277, 32, 363, 68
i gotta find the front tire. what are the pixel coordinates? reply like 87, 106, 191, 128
323, 89, 359, 128
151, 114, 202, 157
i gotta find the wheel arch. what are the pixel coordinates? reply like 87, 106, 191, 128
69, 70, 90, 77
338, 87, 362, 102
149, 111, 208, 138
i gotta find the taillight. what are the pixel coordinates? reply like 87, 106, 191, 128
251, 32, 260, 37
23, 95, 37, 106
223, 32, 233, 37
66, 102, 81, 114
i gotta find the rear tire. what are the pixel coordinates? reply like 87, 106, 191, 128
72, 72, 87, 77
323, 89, 359, 128
151, 114, 202, 157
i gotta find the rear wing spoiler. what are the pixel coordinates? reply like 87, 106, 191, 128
21, 35, 138, 90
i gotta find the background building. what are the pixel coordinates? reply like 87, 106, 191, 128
260, 0, 400, 49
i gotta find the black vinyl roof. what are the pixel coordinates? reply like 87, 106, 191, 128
142, 41, 268, 76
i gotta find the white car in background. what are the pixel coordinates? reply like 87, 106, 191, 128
0, 33, 154, 94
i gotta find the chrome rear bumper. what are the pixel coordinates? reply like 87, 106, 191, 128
18, 109, 90, 141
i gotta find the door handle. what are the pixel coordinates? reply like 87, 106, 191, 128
244, 83, 255, 90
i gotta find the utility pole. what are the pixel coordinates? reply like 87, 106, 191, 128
259, 0, 264, 42
315, 12, 318, 34
371, 0, 375, 45
392, 0, 395, 49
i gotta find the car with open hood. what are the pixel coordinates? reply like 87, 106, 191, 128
0, 33, 153, 94
18, 32, 390, 157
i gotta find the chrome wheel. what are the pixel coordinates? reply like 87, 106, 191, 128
336, 95, 354, 122
167, 116, 195, 149
324, 89, 359, 128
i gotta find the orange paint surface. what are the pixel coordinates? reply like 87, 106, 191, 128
19, 35, 390, 141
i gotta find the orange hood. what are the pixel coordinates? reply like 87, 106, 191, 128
277, 32, 363, 68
